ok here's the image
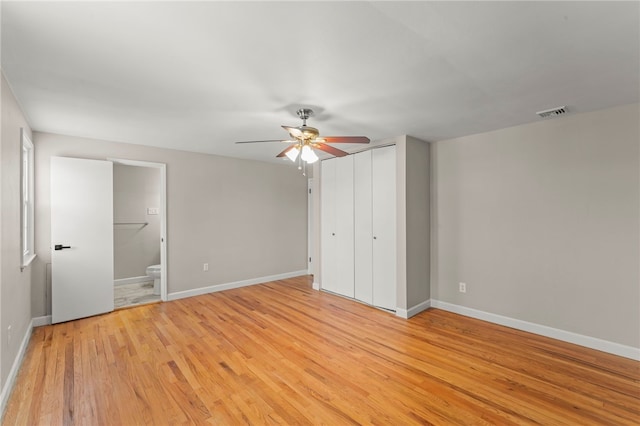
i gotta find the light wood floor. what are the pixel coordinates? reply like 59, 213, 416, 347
3, 276, 639, 425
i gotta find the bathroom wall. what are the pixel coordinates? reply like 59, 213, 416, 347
113, 164, 161, 280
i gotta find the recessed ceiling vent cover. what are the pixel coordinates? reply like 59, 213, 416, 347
536, 106, 567, 118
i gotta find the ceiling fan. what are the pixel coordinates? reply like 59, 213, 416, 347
235, 108, 370, 174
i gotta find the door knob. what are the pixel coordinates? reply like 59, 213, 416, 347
54, 244, 71, 250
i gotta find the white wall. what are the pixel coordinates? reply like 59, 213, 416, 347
113, 164, 161, 280
0, 73, 33, 393
32, 132, 308, 317
431, 103, 640, 348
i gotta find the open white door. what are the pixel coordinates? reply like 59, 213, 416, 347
51, 156, 114, 323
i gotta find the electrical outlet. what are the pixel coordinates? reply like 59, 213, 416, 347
203, 263, 209, 272
459, 282, 467, 293
7, 325, 12, 345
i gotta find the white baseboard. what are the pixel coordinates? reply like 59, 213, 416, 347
430, 300, 640, 361
312, 282, 320, 291
0, 319, 34, 417
396, 299, 431, 319
114, 275, 151, 286
32, 315, 52, 327
167, 270, 308, 301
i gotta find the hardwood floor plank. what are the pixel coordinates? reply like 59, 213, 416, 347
2, 275, 639, 425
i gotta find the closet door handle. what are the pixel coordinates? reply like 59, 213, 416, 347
373, 236, 377, 240
54, 244, 71, 250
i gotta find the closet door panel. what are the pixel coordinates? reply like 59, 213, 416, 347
320, 158, 338, 294
334, 155, 355, 298
372, 146, 397, 310
354, 151, 373, 304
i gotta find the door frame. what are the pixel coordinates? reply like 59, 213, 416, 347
308, 178, 313, 275
109, 158, 168, 302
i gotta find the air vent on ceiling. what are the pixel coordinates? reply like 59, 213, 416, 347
536, 106, 567, 118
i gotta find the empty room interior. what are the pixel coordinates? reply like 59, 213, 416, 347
0, 1, 639, 425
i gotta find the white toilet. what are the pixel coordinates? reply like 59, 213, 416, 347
145, 264, 161, 295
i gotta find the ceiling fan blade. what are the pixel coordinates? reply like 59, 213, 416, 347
235, 139, 293, 144
276, 144, 299, 158
319, 136, 370, 144
314, 143, 349, 157
282, 125, 304, 139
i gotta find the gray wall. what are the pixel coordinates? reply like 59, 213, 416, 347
32, 132, 308, 317
113, 164, 161, 279
395, 136, 431, 312
431, 103, 639, 348
0, 73, 33, 388
405, 136, 430, 309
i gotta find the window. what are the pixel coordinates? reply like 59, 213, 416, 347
21, 129, 35, 269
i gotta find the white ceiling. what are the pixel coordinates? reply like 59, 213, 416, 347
2, 1, 638, 164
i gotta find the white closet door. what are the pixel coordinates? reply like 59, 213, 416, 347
334, 155, 355, 298
320, 158, 337, 294
354, 150, 373, 304
372, 146, 397, 310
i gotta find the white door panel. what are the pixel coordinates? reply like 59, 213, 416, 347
51, 156, 114, 323
334, 156, 355, 298
320, 156, 354, 298
320, 159, 337, 293
372, 146, 396, 311
354, 151, 373, 304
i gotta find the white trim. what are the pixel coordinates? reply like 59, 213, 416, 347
20, 129, 35, 271
168, 270, 308, 301
396, 299, 431, 319
32, 315, 52, 327
21, 253, 36, 268
307, 178, 313, 275
114, 276, 152, 286
109, 158, 168, 302
108, 158, 165, 168
312, 282, 320, 291
159, 164, 167, 302
0, 319, 34, 416
431, 300, 640, 361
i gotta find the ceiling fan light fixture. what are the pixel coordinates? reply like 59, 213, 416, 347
285, 146, 300, 162
235, 107, 369, 172
300, 145, 318, 164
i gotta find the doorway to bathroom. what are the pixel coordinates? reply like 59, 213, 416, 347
110, 159, 167, 308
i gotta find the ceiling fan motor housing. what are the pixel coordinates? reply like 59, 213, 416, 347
299, 126, 319, 140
